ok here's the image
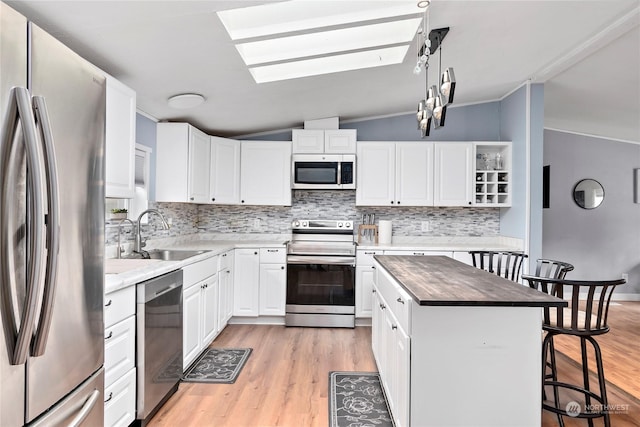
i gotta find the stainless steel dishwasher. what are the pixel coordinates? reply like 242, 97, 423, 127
136, 269, 183, 426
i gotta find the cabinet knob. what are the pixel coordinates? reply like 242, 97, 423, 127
371, 266, 375, 269
104, 299, 112, 307
468, 201, 472, 205
391, 324, 398, 330
190, 197, 194, 201
241, 200, 245, 203
372, 289, 376, 294
104, 392, 113, 403
254, 251, 258, 255
397, 201, 401, 205
390, 201, 394, 204
397, 297, 405, 304
105, 331, 113, 340
212, 197, 215, 201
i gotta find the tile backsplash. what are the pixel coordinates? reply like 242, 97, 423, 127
106, 191, 500, 246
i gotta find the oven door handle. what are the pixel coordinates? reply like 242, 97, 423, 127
287, 255, 355, 266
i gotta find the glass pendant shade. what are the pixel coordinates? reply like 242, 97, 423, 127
416, 99, 425, 123
440, 67, 456, 106
426, 85, 438, 112
433, 94, 447, 128
419, 113, 432, 137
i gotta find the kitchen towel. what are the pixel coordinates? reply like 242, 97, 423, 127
378, 220, 392, 244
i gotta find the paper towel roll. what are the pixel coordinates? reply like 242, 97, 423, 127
378, 220, 392, 244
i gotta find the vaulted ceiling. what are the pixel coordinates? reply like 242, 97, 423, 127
7, 0, 640, 142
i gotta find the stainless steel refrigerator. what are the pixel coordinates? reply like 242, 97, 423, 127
0, 2, 105, 426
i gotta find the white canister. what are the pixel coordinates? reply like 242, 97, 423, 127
378, 220, 392, 244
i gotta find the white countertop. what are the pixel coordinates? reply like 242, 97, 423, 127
356, 235, 523, 252
105, 234, 288, 294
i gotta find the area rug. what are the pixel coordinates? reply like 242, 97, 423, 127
329, 371, 393, 427
182, 348, 252, 383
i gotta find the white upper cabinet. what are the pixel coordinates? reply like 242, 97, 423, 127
210, 136, 240, 204
292, 129, 356, 153
356, 142, 395, 206
433, 142, 473, 206
105, 76, 136, 198
395, 142, 434, 206
156, 122, 210, 203
240, 141, 292, 206
357, 141, 433, 206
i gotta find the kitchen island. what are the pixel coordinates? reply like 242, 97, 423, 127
371, 255, 566, 427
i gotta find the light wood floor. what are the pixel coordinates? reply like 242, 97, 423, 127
149, 303, 640, 427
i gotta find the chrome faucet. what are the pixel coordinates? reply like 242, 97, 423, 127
133, 209, 170, 256
116, 218, 135, 259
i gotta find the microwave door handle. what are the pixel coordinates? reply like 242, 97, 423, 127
0, 87, 46, 365
31, 96, 60, 357
337, 161, 342, 186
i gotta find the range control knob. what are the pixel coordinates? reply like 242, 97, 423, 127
338, 222, 343, 227
345, 221, 352, 229
294, 221, 300, 227
302, 221, 307, 227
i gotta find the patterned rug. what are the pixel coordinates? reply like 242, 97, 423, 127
182, 348, 252, 383
329, 371, 393, 427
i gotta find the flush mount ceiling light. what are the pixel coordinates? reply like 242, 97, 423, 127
413, 1, 456, 137
167, 93, 205, 109
217, 1, 423, 83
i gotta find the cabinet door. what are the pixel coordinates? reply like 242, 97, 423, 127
393, 326, 411, 427
434, 142, 473, 206
292, 129, 324, 153
356, 142, 395, 206
183, 284, 202, 370
218, 266, 232, 330
259, 263, 286, 315
105, 77, 136, 198
210, 136, 240, 204
156, 123, 190, 202
396, 142, 433, 206
324, 129, 356, 153
233, 249, 260, 316
201, 275, 219, 346
188, 127, 211, 203
355, 265, 375, 318
240, 141, 292, 206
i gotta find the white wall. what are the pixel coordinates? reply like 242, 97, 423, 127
543, 129, 640, 295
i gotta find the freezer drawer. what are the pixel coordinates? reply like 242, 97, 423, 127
30, 368, 104, 427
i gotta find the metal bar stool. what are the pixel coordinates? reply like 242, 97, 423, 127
530, 260, 575, 413
522, 275, 625, 427
468, 250, 528, 282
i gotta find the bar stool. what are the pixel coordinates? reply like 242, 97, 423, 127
529, 259, 575, 406
468, 251, 528, 282
522, 276, 625, 427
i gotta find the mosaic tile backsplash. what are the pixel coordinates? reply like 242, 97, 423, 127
106, 191, 500, 245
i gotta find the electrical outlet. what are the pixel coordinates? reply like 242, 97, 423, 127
167, 217, 173, 226
622, 273, 629, 282
253, 218, 261, 229
421, 221, 430, 232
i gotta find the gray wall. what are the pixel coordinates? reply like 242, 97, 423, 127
543, 129, 640, 294
529, 84, 545, 265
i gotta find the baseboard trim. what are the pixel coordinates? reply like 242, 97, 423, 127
229, 316, 285, 325
611, 293, 640, 302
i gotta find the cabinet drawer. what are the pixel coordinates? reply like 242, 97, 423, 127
183, 255, 218, 288
105, 316, 135, 388
356, 250, 383, 267
218, 250, 233, 271
104, 286, 135, 329
104, 367, 136, 427
260, 247, 286, 263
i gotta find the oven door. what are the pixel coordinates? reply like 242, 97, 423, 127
286, 256, 355, 309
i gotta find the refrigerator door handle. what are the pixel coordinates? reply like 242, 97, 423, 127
0, 87, 46, 365
31, 96, 60, 357
68, 389, 100, 427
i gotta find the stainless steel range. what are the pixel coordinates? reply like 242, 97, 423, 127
286, 219, 356, 328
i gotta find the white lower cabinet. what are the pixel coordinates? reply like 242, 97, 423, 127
182, 255, 222, 371
233, 249, 260, 316
104, 368, 136, 427
372, 265, 411, 427
259, 263, 286, 315
104, 286, 136, 427
356, 250, 383, 318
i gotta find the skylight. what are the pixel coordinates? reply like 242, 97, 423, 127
217, 1, 422, 83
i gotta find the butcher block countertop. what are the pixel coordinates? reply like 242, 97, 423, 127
374, 255, 567, 307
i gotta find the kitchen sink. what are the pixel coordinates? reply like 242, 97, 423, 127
146, 249, 210, 261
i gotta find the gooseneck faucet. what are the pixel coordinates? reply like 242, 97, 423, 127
133, 209, 170, 256
116, 218, 136, 259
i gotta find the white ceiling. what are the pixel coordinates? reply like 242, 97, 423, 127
6, 0, 640, 141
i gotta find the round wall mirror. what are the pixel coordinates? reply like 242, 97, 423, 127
573, 179, 604, 209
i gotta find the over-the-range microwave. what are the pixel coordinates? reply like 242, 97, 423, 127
291, 154, 356, 190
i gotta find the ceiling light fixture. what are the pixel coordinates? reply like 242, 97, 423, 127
414, 1, 456, 137
167, 93, 205, 109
